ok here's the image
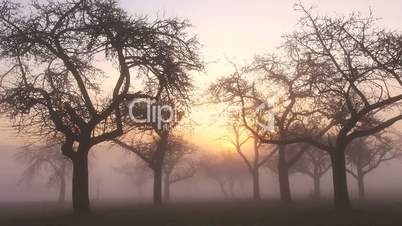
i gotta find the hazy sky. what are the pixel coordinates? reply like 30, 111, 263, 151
119, 0, 402, 66
2, 0, 402, 146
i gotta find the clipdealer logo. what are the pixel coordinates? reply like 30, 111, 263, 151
128, 98, 176, 130
255, 101, 275, 132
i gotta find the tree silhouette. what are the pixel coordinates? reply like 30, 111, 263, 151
163, 138, 197, 202
208, 64, 329, 202
114, 129, 169, 205
15, 144, 72, 203
115, 135, 197, 204
114, 76, 198, 205
229, 6, 402, 210
292, 147, 331, 199
220, 116, 276, 201
113, 104, 191, 206
114, 158, 151, 199
200, 151, 249, 199
276, 5, 402, 209
346, 132, 401, 200
0, 0, 202, 214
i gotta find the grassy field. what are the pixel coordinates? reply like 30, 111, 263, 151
1, 200, 402, 226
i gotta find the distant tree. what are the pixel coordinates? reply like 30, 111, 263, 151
115, 135, 198, 204
114, 129, 169, 205
15, 145, 72, 203
114, 69, 199, 205
91, 176, 101, 201
221, 115, 276, 201
114, 158, 151, 198
292, 147, 331, 199
0, 0, 202, 214
163, 138, 197, 202
201, 151, 248, 199
113, 109, 190, 206
346, 132, 401, 200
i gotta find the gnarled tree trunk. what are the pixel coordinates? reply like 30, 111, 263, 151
153, 166, 163, 205
217, 180, 229, 198
313, 175, 321, 199
330, 147, 350, 210
313, 165, 321, 199
72, 150, 90, 215
252, 170, 261, 201
152, 135, 168, 206
58, 174, 67, 204
278, 146, 291, 202
163, 174, 171, 203
357, 169, 366, 201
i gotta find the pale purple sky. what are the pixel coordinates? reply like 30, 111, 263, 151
119, 0, 402, 65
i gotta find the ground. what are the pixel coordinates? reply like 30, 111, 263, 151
1, 200, 402, 226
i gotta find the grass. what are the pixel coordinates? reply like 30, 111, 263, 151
1, 200, 402, 226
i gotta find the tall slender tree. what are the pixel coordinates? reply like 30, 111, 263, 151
221, 117, 276, 201
163, 138, 197, 202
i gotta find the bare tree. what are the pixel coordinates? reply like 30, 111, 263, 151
221, 116, 276, 201
0, 0, 202, 214
219, 6, 402, 210
114, 158, 151, 199
115, 135, 197, 204
113, 105, 189, 206
346, 132, 401, 200
208, 65, 324, 202
272, 5, 402, 209
200, 151, 249, 199
114, 79, 198, 205
292, 147, 331, 199
163, 138, 197, 202
15, 145, 72, 203
114, 129, 170, 205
